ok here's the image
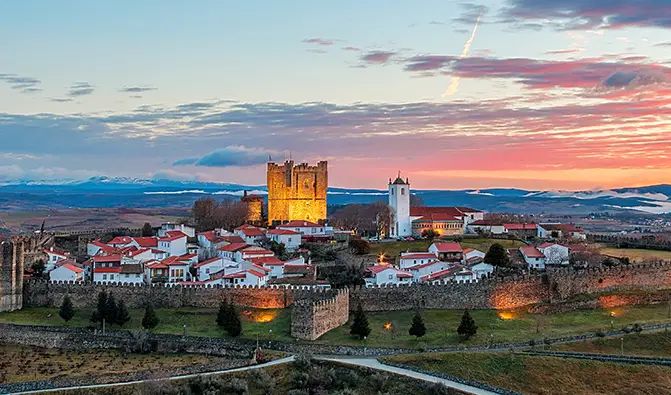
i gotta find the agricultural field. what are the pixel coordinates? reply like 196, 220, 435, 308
0, 307, 292, 342
555, 331, 671, 357
0, 343, 244, 385
383, 352, 671, 395
598, 246, 671, 263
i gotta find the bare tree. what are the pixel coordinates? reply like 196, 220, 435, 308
330, 202, 391, 238
192, 197, 248, 231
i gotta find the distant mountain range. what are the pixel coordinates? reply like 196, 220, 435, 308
0, 176, 670, 215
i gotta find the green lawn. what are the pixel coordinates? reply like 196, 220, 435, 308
599, 247, 671, 263
555, 331, 671, 357
370, 237, 526, 262
317, 304, 671, 349
0, 307, 292, 342
382, 352, 671, 395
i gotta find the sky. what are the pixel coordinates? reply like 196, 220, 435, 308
1, 0, 671, 190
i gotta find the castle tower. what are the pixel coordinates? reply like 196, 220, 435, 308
388, 173, 411, 238
267, 160, 328, 225
241, 190, 264, 225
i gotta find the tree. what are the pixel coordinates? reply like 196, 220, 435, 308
350, 304, 371, 340
216, 300, 229, 327
457, 310, 478, 340
141, 222, 154, 237
59, 295, 75, 323
408, 312, 426, 338
91, 290, 107, 323
142, 304, 159, 330
115, 299, 131, 327
104, 293, 118, 325
192, 197, 247, 232
348, 239, 370, 255
421, 229, 439, 239
484, 243, 510, 267
226, 304, 242, 337
269, 241, 287, 258
31, 259, 46, 277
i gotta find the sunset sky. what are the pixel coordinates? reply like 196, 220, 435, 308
1, 1, 670, 190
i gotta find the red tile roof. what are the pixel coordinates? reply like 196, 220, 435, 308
250, 256, 284, 266
238, 227, 266, 237
219, 243, 249, 252
108, 236, 134, 245
60, 263, 84, 273
367, 265, 412, 278
94, 267, 121, 273
400, 253, 438, 260
267, 228, 301, 235
160, 231, 187, 242
504, 223, 537, 231
421, 266, 464, 281
520, 245, 545, 258
92, 254, 122, 263
431, 242, 463, 253
133, 237, 158, 248
407, 260, 443, 270
193, 257, 223, 268
410, 206, 478, 220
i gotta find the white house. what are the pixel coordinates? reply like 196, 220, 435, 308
158, 231, 188, 257
193, 256, 224, 281
49, 262, 83, 282
267, 229, 302, 251
365, 265, 413, 286
159, 223, 195, 238
92, 254, 122, 284
469, 262, 494, 279
249, 256, 285, 279
118, 264, 145, 285
122, 247, 153, 263
463, 248, 486, 264
236, 246, 275, 262
219, 243, 249, 261
420, 265, 475, 283
277, 220, 333, 237
44, 247, 69, 271
466, 220, 506, 235
87, 240, 117, 257
520, 245, 546, 270
234, 225, 267, 245
107, 236, 135, 248
538, 242, 570, 265
209, 266, 268, 286
538, 223, 586, 240
399, 252, 439, 270
165, 257, 190, 282
428, 242, 464, 262
406, 260, 449, 282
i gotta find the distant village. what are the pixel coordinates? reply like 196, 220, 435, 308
38, 160, 596, 289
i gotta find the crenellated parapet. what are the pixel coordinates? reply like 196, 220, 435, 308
291, 288, 349, 340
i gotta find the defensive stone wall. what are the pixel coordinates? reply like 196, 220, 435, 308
0, 234, 53, 312
24, 280, 334, 310
291, 288, 349, 340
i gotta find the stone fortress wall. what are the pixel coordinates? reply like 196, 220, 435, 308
0, 234, 53, 312
267, 160, 328, 224
291, 288, 349, 340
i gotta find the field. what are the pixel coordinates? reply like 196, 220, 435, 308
370, 237, 526, 262
383, 352, 671, 394
599, 246, 671, 263
0, 307, 292, 342
555, 331, 671, 357
317, 304, 671, 348
0, 343, 243, 385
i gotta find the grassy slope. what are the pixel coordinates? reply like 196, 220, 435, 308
317, 305, 671, 348
370, 238, 526, 261
0, 307, 292, 342
555, 331, 671, 357
384, 352, 671, 395
599, 247, 671, 263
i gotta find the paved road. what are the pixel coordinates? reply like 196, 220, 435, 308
316, 356, 499, 395
13, 356, 296, 395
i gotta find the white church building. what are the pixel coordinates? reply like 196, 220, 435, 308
388, 174, 484, 238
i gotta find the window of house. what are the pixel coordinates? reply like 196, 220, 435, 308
388, 274, 393, 280
102, 274, 107, 280
110, 274, 114, 280
401, 188, 405, 195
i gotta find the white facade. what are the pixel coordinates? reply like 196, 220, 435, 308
168, 263, 189, 282
399, 252, 439, 270
159, 223, 195, 238
407, 260, 449, 282
464, 248, 486, 262
93, 269, 121, 284
520, 246, 546, 270
277, 221, 333, 237
388, 176, 412, 238
49, 264, 83, 282
365, 265, 413, 286
538, 243, 570, 265
267, 230, 302, 251
194, 257, 225, 281
158, 233, 187, 257
470, 262, 494, 279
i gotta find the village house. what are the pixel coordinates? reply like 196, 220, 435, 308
44, 247, 70, 271
520, 245, 546, 270
119, 264, 144, 284
466, 220, 506, 235
538, 223, 586, 240
218, 242, 249, 261
193, 256, 225, 281
277, 220, 333, 240
92, 254, 122, 284
428, 242, 464, 262
538, 242, 570, 265
267, 228, 302, 251
236, 245, 275, 262
420, 265, 474, 283
470, 262, 494, 279
158, 223, 195, 238
234, 224, 267, 245
399, 252, 439, 269
158, 230, 188, 257
504, 223, 538, 239
406, 260, 450, 282
145, 260, 169, 283
463, 248, 486, 264
208, 265, 269, 286
164, 255, 190, 282
49, 261, 84, 282
364, 264, 413, 286
248, 256, 285, 279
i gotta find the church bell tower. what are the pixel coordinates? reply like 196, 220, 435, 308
388, 172, 411, 238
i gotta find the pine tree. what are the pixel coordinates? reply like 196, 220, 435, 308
457, 309, 478, 340
408, 311, 426, 338
115, 299, 131, 327
226, 304, 242, 337
216, 301, 229, 327
349, 303, 371, 340
142, 304, 159, 330
58, 295, 75, 323
90, 291, 107, 323
484, 243, 510, 267
104, 293, 118, 325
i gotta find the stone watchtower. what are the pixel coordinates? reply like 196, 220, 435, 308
0, 234, 53, 312
241, 190, 264, 225
267, 160, 328, 225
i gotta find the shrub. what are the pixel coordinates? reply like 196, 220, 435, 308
409, 312, 427, 338
141, 304, 159, 330
350, 304, 371, 340
348, 239, 371, 255
595, 330, 606, 338
633, 323, 643, 333
249, 369, 275, 394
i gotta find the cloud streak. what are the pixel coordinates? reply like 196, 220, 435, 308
68, 82, 95, 97
0, 73, 42, 93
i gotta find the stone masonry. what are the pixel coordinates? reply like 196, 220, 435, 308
267, 160, 328, 224
0, 234, 53, 312
291, 288, 349, 340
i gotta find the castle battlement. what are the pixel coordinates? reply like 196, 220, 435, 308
267, 160, 328, 224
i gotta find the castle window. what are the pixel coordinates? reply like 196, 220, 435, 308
391, 189, 394, 195
401, 188, 405, 195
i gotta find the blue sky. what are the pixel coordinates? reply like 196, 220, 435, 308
1, 1, 671, 189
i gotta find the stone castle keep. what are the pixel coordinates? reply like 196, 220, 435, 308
267, 160, 328, 224
0, 234, 53, 312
